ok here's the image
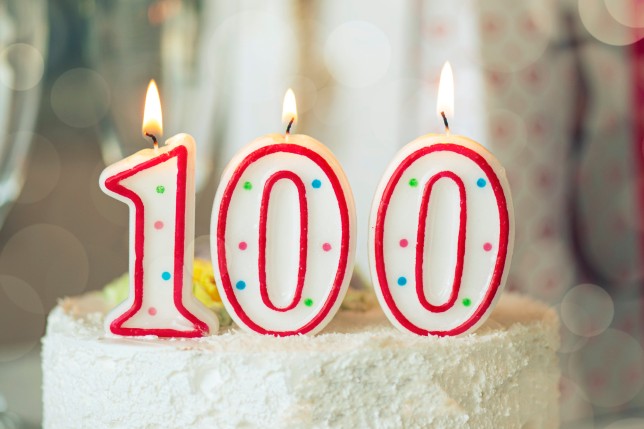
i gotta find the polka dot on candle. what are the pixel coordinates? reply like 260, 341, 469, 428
238, 241, 247, 250
304, 298, 313, 307
399, 238, 408, 248
236, 280, 246, 290
148, 307, 157, 316
476, 178, 487, 188
462, 298, 472, 307
243, 181, 252, 190
483, 242, 493, 252
409, 178, 418, 187
397, 276, 407, 286
322, 242, 332, 252
161, 271, 171, 281
154, 221, 164, 230
156, 185, 165, 194
312, 179, 322, 188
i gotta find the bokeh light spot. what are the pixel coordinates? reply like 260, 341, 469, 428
51, 68, 111, 128
560, 283, 614, 337
0, 275, 43, 315
0, 224, 89, 301
578, 0, 643, 46
605, 0, 644, 28
605, 418, 644, 429
0, 44, 44, 91
569, 329, 644, 408
16, 133, 61, 204
324, 21, 391, 88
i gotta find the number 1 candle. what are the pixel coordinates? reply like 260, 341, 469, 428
100, 80, 218, 337
369, 63, 515, 336
212, 89, 357, 336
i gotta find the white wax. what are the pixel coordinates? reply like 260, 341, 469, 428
212, 133, 357, 336
369, 133, 515, 336
100, 134, 218, 337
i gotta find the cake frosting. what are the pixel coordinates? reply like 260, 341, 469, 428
42, 292, 559, 429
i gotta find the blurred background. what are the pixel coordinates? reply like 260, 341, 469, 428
0, 0, 643, 427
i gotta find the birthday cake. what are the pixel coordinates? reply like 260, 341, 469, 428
42, 264, 560, 429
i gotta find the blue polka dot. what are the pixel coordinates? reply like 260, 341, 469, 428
312, 179, 322, 189
397, 276, 407, 286
476, 178, 487, 188
236, 280, 246, 290
161, 271, 171, 281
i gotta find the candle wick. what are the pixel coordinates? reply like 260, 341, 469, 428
145, 132, 159, 149
285, 117, 295, 135
440, 111, 450, 134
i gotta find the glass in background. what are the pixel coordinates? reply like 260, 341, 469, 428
89, 0, 231, 192
0, 0, 48, 227
0, 2, 47, 428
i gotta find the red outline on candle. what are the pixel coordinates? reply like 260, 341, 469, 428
217, 144, 350, 336
104, 145, 210, 338
374, 143, 510, 336
258, 170, 308, 312
415, 171, 467, 313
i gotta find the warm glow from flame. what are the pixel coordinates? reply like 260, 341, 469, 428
282, 88, 298, 126
436, 61, 454, 123
142, 79, 163, 139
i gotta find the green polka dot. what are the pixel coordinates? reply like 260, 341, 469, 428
409, 178, 418, 187
304, 298, 313, 307
462, 298, 472, 307
243, 181, 252, 190
156, 185, 165, 194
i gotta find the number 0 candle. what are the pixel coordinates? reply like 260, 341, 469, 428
212, 89, 357, 336
100, 80, 218, 337
369, 63, 515, 336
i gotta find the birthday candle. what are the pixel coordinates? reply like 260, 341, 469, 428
212, 89, 357, 336
100, 81, 218, 338
369, 63, 515, 336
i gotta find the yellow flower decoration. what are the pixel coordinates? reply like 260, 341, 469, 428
192, 258, 221, 307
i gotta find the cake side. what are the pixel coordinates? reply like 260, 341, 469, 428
42, 293, 560, 429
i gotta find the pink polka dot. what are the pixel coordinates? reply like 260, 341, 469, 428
399, 238, 409, 248
238, 241, 247, 251
483, 242, 493, 252
154, 221, 164, 230
148, 307, 157, 316
322, 243, 332, 252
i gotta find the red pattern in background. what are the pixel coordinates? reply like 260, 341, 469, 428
631, 4, 644, 327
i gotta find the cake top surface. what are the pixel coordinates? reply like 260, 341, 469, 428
46, 292, 558, 353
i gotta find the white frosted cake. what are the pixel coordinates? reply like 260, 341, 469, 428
42, 289, 560, 429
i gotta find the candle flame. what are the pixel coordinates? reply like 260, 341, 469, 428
436, 62, 454, 128
282, 88, 297, 128
142, 79, 163, 140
